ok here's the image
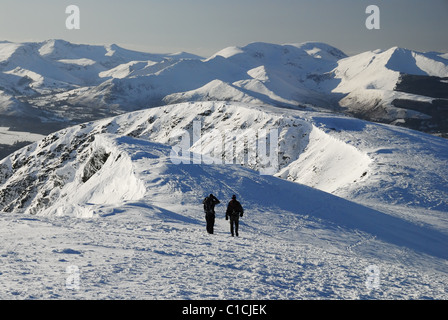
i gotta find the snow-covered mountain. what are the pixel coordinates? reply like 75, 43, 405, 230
0, 39, 205, 157
333, 47, 448, 132
0, 101, 447, 299
1, 39, 447, 299
1, 40, 447, 154
2, 101, 447, 215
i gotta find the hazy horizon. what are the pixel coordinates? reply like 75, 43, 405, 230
0, 0, 447, 57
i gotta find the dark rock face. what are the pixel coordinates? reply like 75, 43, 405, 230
392, 74, 448, 137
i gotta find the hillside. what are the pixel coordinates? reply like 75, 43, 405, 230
333, 47, 448, 135
0, 101, 447, 299
2, 101, 447, 215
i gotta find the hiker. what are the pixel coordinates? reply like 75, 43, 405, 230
203, 193, 220, 234
226, 194, 244, 237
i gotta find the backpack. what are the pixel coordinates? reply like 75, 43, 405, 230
227, 200, 243, 217
203, 197, 213, 213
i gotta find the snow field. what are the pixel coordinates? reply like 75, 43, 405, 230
0, 127, 45, 146
1, 197, 447, 299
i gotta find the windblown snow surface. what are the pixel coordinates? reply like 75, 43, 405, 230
0, 101, 447, 300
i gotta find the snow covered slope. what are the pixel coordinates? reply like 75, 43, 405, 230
333, 47, 448, 134
1, 101, 447, 216
0, 101, 447, 299
0, 39, 204, 152
0, 39, 192, 92
2, 39, 447, 158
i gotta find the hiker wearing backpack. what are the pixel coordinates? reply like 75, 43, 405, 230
203, 193, 220, 234
226, 195, 244, 237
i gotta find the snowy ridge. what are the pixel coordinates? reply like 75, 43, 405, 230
1, 101, 447, 216
334, 47, 448, 124
276, 124, 371, 194
40, 134, 146, 217
0, 101, 448, 299
0, 102, 364, 214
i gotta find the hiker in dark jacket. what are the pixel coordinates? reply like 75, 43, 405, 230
203, 194, 220, 234
226, 194, 244, 237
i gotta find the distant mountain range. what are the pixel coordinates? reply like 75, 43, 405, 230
0, 39, 447, 157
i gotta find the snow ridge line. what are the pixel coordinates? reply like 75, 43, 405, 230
1, 101, 447, 216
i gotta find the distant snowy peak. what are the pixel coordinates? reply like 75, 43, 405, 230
210, 41, 346, 61
334, 49, 401, 92
38, 39, 74, 57
36, 39, 171, 64
292, 42, 348, 60
332, 46, 448, 135
0, 41, 23, 62
336, 46, 448, 82
167, 51, 205, 60
207, 41, 346, 76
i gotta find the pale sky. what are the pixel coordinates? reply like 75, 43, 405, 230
0, 0, 447, 57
